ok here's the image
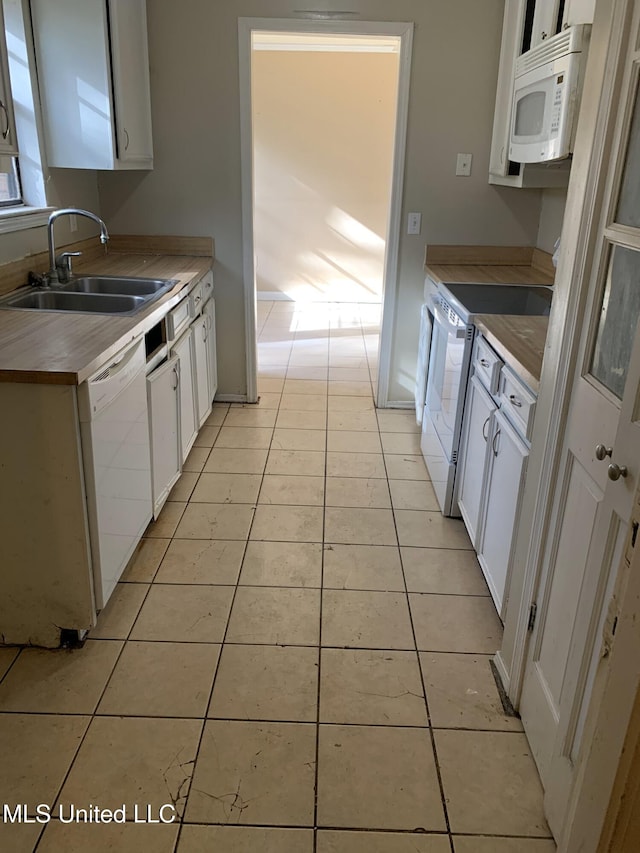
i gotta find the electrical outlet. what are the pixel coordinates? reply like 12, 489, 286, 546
456, 153, 472, 176
408, 212, 422, 235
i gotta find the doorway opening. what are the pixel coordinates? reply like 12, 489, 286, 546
238, 19, 413, 405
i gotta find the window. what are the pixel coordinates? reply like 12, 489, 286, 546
0, 155, 21, 206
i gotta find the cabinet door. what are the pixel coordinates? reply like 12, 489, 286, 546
477, 408, 529, 618
108, 0, 153, 165
562, 0, 596, 27
193, 315, 212, 427
531, 0, 562, 47
172, 329, 198, 462
457, 375, 496, 547
147, 355, 181, 518
204, 298, 218, 401
0, 1, 17, 157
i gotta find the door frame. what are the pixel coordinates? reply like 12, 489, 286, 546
237, 17, 414, 405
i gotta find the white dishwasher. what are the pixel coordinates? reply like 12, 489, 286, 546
78, 337, 152, 609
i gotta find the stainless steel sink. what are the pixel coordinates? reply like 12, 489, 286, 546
61, 275, 177, 297
0, 275, 178, 315
1, 290, 146, 314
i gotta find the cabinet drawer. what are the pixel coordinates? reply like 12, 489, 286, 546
190, 271, 214, 317
499, 366, 537, 440
166, 296, 192, 342
474, 336, 503, 395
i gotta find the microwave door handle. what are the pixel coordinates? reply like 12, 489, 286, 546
432, 301, 466, 338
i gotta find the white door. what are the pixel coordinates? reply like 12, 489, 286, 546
147, 354, 181, 518
519, 5, 640, 836
172, 328, 198, 463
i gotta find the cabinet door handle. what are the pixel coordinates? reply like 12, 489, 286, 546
202, 322, 208, 341
171, 365, 179, 390
509, 394, 523, 408
482, 416, 490, 442
492, 428, 501, 457
479, 358, 491, 368
123, 128, 130, 150
0, 100, 10, 140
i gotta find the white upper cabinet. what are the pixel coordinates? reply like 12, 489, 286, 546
531, 0, 563, 47
0, 2, 17, 157
31, 0, 153, 170
563, 0, 597, 27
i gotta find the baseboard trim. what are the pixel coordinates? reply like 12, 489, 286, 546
380, 400, 414, 410
214, 394, 248, 403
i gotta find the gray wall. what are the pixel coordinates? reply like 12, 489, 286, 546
97, 0, 544, 402
537, 188, 568, 255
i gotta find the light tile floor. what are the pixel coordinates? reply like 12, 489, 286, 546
0, 301, 555, 852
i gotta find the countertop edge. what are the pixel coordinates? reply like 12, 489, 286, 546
474, 314, 549, 394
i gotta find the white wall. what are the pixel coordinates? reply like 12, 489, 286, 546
252, 48, 398, 303
537, 187, 568, 254
97, 0, 544, 402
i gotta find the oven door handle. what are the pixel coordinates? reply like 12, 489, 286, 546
432, 301, 467, 338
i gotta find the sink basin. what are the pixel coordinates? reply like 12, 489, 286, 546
1, 290, 146, 314
61, 275, 177, 297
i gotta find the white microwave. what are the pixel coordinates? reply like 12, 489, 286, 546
510, 25, 591, 164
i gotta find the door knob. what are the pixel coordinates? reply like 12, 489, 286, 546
595, 444, 613, 460
608, 463, 628, 481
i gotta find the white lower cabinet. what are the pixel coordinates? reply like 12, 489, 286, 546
204, 297, 218, 401
193, 313, 212, 428
457, 375, 497, 547
147, 353, 181, 518
172, 328, 198, 463
477, 407, 529, 617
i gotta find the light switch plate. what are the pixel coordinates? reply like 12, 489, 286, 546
408, 212, 422, 235
456, 153, 472, 176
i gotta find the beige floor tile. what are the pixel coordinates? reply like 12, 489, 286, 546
280, 393, 327, 411
265, 449, 326, 476
322, 590, 414, 649
0, 823, 42, 853
209, 644, 318, 721
327, 395, 375, 412
326, 451, 386, 478
327, 410, 378, 431
283, 379, 328, 395
320, 649, 427, 725
271, 427, 326, 451
130, 584, 234, 643
0, 640, 122, 714
155, 539, 244, 585
122, 538, 170, 583
0, 714, 89, 811
317, 831, 451, 852
215, 426, 273, 449
193, 425, 220, 448
60, 716, 202, 818
257, 377, 286, 393
224, 407, 278, 427
146, 501, 186, 537
317, 725, 446, 830
396, 511, 473, 549
286, 366, 329, 381
410, 594, 503, 653
325, 507, 397, 546
276, 410, 327, 430
190, 472, 262, 504
421, 653, 522, 731
402, 548, 490, 595
240, 541, 322, 587
0, 646, 19, 680
183, 446, 210, 473
381, 432, 422, 454
226, 587, 321, 645
435, 730, 549, 836
452, 838, 556, 853
177, 826, 314, 853
251, 505, 324, 542
383, 454, 429, 480
205, 406, 229, 427
98, 641, 220, 718
327, 430, 382, 454
185, 720, 316, 825
251, 392, 282, 408
259, 474, 325, 507
90, 583, 150, 640
174, 503, 254, 539
39, 823, 178, 853
328, 380, 372, 396
323, 544, 404, 591
377, 411, 422, 433
203, 447, 268, 474
389, 479, 439, 511
325, 477, 391, 509
168, 472, 200, 502
328, 367, 371, 381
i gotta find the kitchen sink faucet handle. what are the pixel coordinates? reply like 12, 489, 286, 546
55, 251, 82, 283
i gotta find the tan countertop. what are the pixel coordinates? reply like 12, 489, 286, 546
0, 252, 212, 385
426, 262, 554, 286
475, 314, 549, 393
424, 244, 555, 287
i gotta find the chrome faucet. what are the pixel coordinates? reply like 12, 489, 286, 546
47, 208, 109, 284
